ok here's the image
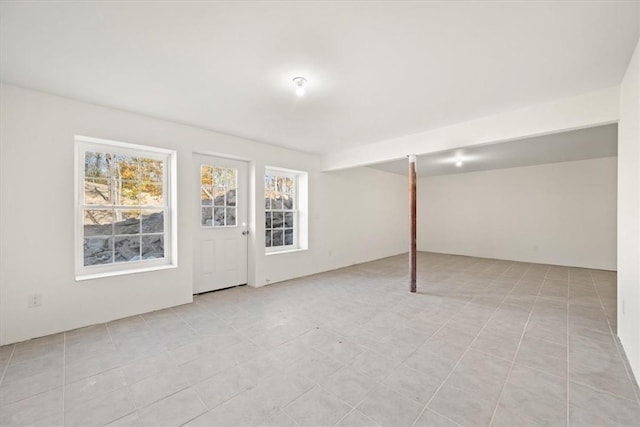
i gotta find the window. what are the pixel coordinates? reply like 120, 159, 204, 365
75, 136, 176, 279
200, 165, 237, 227
265, 168, 308, 253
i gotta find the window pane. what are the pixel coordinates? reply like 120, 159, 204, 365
84, 178, 112, 205
84, 237, 113, 266
272, 229, 283, 246
283, 194, 294, 210
283, 177, 293, 193
141, 210, 164, 233
265, 212, 272, 229
202, 207, 212, 226
284, 212, 294, 228
114, 235, 141, 263
265, 175, 274, 191
272, 212, 284, 228
120, 180, 141, 205
214, 207, 225, 226
141, 183, 163, 206
272, 196, 283, 209
265, 230, 272, 247
285, 229, 294, 245
85, 152, 109, 178
140, 158, 163, 182
214, 188, 225, 206
265, 197, 271, 209
142, 235, 164, 260
116, 155, 140, 181
84, 209, 113, 236
115, 210, 140, 234
226, 208, 236, 226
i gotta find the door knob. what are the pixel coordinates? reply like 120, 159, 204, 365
242, 230, 249, 235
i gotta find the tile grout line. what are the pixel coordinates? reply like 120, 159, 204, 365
409, 261, 536, 427
62, 332, 66, 426
166, 306, 217, 414
0, 344, 15, 387
590, 270, 640, 406
330, 256, 498, 427
486, 264, 551, 427
104, 320, 142, 421
566, 269, 573, 427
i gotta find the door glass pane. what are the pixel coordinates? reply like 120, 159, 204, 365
227, 189, 236, 206
213, 207, 225, 226
201, 164, 238, 227
202, 207, 213, 226
214, 188, 225, 206
226, 208, 236, 226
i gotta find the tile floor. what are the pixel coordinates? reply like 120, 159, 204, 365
1, 252, 639, 426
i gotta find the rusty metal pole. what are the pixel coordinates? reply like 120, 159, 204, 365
409, 154, 417, 293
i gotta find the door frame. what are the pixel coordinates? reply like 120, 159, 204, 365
192, 151, 253, 293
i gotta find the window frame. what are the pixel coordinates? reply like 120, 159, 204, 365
265, 167, 302, 254
74, 135, 177, 280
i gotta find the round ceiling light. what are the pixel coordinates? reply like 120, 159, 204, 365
292, 77, 307, 97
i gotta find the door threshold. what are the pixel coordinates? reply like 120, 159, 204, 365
193, 283, 247, 296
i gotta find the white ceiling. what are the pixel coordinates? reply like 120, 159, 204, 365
0, 1, 637, 154
368, 124, 618, 177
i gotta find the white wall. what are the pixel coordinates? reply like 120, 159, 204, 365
618, 36, 640, 381
0, 84, 408, 345
418, 157, 617, 270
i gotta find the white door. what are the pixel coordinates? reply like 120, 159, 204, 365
193, 154, 249, 293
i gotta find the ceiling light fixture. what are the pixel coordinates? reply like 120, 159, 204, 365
292, 77, 307, 97
456, 160, 463, 167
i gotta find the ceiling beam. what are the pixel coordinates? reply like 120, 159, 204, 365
321, 87, 620, 172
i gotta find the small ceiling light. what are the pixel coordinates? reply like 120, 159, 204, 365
292, 77, 307, 97
456, 160, 463, 167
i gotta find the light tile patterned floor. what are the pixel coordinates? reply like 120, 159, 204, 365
1, 252, 639, 426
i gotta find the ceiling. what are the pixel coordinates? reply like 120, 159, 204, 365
368, 124, 618, 177
0, 1, 637, 155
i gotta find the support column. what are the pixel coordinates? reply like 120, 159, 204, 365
409, 154, 417, 293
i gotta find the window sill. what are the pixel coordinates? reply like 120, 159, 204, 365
265, 247, 308, 256
76, 263, 177, 282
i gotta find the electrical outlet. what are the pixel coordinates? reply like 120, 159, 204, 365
28, 294, 42, 308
